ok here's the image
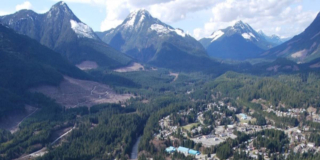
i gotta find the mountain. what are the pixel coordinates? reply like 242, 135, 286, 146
95, 9, 208, 67
251, 58, 300, 74
0, 1, 131, 68
199, 21, 278, 60
258, 31, 290, 45
0, 24, 88, 119
262, 12, 320, 63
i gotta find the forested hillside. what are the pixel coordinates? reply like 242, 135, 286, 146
0, 24, 88, 119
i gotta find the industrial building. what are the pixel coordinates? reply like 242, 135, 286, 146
165, 146, 176, 153
239, 113, 247, 120
177, 146, 200, 156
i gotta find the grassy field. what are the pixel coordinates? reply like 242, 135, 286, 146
182, 123, 199, 131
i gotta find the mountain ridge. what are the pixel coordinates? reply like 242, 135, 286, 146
0, 1, 131, 68
199, 21, 280, 60
258, 30, 290, 46
96, 9, 208, 65
263, 12, 320, 63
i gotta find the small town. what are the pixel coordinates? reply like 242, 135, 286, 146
155, 101, 320, 160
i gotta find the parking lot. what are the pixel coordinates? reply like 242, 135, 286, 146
191, 133, 237, 147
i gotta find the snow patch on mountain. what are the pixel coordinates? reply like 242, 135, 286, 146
139, 14, 145, 24
234, 21, 252, 31
123, 9, 152, 29
249, 33, 256, 39
174, 29, 186, 37
150, 24, 187, 37
70, 20, 97, 39
150, 24, 170, 34
125, 12, 137, 28
208, 30, 224, 42
242, 33, 251, 39
242, 32, 256, 41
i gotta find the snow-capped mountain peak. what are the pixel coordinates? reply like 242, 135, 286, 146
122, 9, 155, 29
132, 9, 152, 18
44, 1, 98, 40
232, 20, 254, 33
47, 1, 75, 19
49, 1, 72, 14
96, 8, 205, 63
229, 21, 258, 41
119, 9, 188, 38
234, 20, 248, 28
199, 20, 289, 60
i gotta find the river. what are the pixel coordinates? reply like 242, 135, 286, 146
130, 136, 142, 159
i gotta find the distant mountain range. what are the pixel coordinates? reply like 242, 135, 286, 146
95, 9, 213, 70
0, 1, 131, 69
1, 1, 319, 68
263, 12, 320, 63
199, 21, 288, 60
258, 31, 290, 46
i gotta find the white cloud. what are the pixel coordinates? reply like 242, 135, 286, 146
100, 0, 132, 31
129, 0, 174, 6
15, 1, 32, 11
99, 0, 218, 31
54, 0, 106, 5
193, 28, 202, 40
147, 0, 217, 23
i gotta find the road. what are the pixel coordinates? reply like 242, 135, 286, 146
15, 126, 75, 160
130, 136, 142, 160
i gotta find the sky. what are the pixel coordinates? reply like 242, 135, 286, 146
0, 0, 319, 40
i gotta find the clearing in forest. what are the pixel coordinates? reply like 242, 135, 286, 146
30, 76, 133, 108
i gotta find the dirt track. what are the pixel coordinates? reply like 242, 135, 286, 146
169, 72, 179, 82
30, 76, 133, 108
76, 61, 98, 70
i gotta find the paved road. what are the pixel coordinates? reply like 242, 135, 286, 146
130, 136, 142, 160
15, 126, 75, 160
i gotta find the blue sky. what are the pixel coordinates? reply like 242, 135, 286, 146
0, 0, 319, 39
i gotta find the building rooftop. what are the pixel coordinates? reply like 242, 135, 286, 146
165, 146, 176, 153
177, 146, 189, 152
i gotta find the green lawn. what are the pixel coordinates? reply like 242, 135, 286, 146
182, 123, 199, 131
